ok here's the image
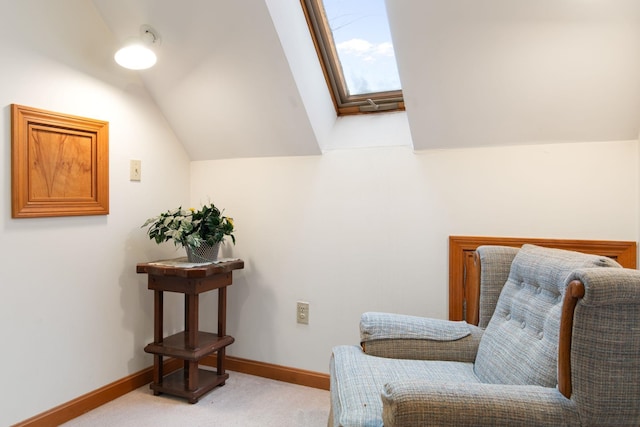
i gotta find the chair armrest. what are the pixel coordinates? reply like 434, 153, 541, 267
360, 312, 483, 362
382, 380, 580, 427
571, 267, 640, 306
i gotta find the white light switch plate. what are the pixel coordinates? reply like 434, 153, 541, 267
130, 160, 141, 181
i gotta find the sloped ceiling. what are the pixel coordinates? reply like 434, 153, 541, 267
93, 0, 322, 160
387, 0, 640, 150
94, 1, 640, 160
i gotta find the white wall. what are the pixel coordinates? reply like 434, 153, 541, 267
2, 1, 639, 425
191, 137, 638, 374
0, 1, 191, 425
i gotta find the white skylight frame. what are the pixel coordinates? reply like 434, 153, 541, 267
301, 0, 404, 116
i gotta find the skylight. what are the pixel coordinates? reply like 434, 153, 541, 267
302, 0, 404, 115
325, 0, 401, 95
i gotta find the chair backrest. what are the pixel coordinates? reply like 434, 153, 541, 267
474, 244, 621, 387
475, 245, 519, 328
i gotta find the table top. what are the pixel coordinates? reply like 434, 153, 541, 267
137, 257, 245, 278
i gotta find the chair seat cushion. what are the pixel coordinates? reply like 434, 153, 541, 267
330, 345, 481, 427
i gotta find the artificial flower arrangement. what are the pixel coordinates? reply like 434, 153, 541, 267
142, 202, 235, 250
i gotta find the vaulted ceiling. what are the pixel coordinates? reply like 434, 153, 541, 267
93, 0, 640, 160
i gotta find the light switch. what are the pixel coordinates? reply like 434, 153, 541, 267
130, 160, 141, 181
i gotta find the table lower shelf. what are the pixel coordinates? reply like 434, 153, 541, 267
145, 331, 234, 360
150, 368, 229, 403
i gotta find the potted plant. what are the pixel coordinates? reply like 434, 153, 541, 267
142, 202, 235, 262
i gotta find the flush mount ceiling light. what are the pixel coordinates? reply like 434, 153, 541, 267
114, 25, 161, 70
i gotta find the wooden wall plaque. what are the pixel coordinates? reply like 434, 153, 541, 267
11, 104, 109, 218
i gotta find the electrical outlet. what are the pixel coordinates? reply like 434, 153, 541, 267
297, 301, 309, 325
130, 159, 141, 181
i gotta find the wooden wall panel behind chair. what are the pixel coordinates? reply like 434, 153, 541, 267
449, 236, 637, 324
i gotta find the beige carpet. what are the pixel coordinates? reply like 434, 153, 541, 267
61, 371, 330, 427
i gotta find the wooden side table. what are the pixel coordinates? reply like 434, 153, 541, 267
137, 258, 244, 403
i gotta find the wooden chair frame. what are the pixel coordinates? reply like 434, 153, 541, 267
449, 236, 636, 324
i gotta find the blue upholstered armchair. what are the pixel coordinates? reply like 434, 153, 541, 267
329, 244, 640, 426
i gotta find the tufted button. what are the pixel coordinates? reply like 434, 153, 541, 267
505, 313, 511, 321
538, 331, 544, 340
521, 321, 526, 329
536, 288, 542, 294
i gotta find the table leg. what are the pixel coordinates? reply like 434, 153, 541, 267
153, 355, 163, 395
153, 290, 164, 394
218, 286, 227, 380
185, 293, 199, 391
187, 360, 198, 392
154, 290, 164, 343
185, 293, 198, 348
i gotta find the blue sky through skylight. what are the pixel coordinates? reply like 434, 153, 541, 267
322, 0, 401, 96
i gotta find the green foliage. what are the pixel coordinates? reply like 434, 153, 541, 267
142, 203, 235, 248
